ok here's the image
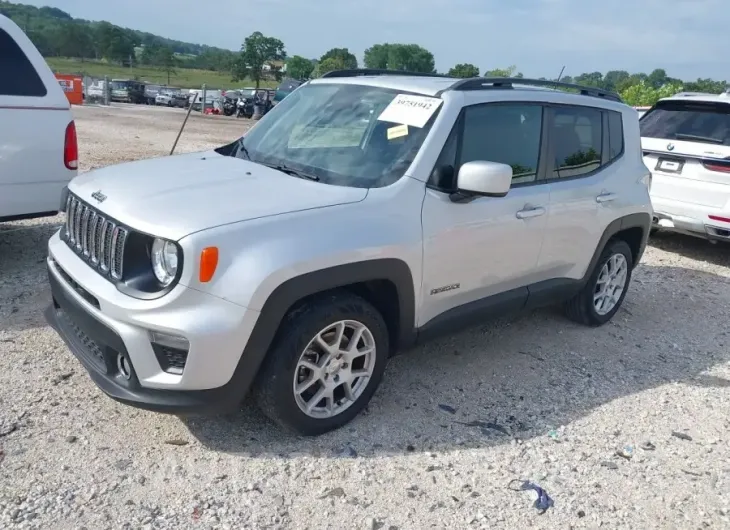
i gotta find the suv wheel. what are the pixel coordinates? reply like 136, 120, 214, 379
254, 292, 389, 436
565, 239, 633, 326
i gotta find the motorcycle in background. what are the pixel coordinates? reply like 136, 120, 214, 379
236, 96, 253, 119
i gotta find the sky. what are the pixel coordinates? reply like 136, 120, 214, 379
22, 0, 730, 80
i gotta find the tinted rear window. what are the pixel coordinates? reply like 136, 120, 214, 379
640, 101, 730, 146
0, 28, 47, 97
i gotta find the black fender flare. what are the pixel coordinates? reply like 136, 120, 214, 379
223, 259, 416, 402
582, 212, 652, 283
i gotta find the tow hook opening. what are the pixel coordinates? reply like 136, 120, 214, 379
117, 353, 132, 380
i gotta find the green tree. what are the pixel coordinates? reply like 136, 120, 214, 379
388, 44, 435, 72
287, 55, 315, 80
619, 81, 683, 107
363, 43, 435, 73
319, 48, 357, 69
156, 46, 177, 84
56, 21, 94, 59
484, 65, 523, 78
363, 43, 390, 69
448, 63, 480, 78
317, 57, 346, 76
96, 22, 136, 65
602, 70, 630, 91
683, 78, 727, 93
573, 71, 603, 88
232, 31, 286, 88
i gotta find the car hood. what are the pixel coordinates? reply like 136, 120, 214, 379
68, 150, 368, 240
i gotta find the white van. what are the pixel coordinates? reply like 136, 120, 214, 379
0, 14, 77, 222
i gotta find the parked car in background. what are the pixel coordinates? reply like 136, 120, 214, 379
110, 79, 145, 104
86, 79, 106, 102
155, 88, 179, 106
144, 84, 163, 105
272, 78, 302, 106
45, 71, 651, 436
0, 14, 77, 222
640, 92, 730, 242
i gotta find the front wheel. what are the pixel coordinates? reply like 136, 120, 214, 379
254, 292, 389, 436
565, 239, 633, 326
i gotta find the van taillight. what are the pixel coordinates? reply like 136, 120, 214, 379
64, 121, 78, 170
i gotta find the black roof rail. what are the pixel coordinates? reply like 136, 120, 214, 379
320, 68, 453, 79
448, 77, 623, 102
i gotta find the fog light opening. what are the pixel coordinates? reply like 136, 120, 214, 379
117, 353, 132, 380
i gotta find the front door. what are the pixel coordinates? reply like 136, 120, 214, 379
420, 102, 551, 327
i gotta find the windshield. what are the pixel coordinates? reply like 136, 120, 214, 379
232, 83, 441, 188
240, 89, 256, 97
640, 100, 730, 146
110, 81, 130, 90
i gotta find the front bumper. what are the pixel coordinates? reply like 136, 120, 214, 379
45, 231, 261, 414
651, 196, 730, 242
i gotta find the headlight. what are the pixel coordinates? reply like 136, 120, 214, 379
151, 238, 179, 286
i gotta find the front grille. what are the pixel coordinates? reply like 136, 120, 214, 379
65, 195, 128, 280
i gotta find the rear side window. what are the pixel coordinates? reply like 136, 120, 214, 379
0, 29, 47, 97
608, 111, 624, 161
640, 101, 730, 146
550, 106, 602, 179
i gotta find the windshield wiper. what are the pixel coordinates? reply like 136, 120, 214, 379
674, 133, 725, 145
237, 138, 251, 160
264, 162, 320, 182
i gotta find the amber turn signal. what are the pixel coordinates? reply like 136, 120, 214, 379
199, 247, 219, 283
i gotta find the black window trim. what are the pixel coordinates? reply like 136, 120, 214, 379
427, 100, 549, 193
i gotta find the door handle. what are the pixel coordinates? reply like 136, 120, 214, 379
516, 206, 546, 219
596, 193, 618, 203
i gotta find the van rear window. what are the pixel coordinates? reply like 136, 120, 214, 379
0, 28, 47, 97
640, 100, 730, 146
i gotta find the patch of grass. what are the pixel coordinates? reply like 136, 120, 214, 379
45, 57, 276, 89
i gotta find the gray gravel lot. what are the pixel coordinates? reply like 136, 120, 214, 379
1, 104, 730, 529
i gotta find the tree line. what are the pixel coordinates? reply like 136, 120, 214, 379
2, 1, 727, 105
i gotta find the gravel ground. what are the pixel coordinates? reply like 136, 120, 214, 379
1, 104, 730, 529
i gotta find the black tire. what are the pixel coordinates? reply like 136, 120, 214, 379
253, 291, 390, 436
565, 239, 634, 326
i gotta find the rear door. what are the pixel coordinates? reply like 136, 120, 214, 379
539, 104, 625, 281
640, 99, 730, 210
0, 15, 75, 220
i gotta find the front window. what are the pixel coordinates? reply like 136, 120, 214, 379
111, 81, 129, 91
640, 100, 730, 146
232, 83, 441, 188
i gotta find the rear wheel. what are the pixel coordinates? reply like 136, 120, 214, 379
565, 239, 633, 326
254, 292, 389, 436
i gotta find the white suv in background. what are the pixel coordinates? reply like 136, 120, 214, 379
45, 71, 652, 435
640, 91, 730, 242
0, 14, 78, 223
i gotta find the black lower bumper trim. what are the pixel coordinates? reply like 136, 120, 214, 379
45, 262, 243, 415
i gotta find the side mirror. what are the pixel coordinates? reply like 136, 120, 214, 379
455, 161, 512, 198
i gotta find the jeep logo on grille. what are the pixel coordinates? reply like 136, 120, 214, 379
91, 190, 107, 203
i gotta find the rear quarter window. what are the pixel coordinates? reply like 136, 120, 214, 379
608, 111, 624, 160
0, 28, 47, 97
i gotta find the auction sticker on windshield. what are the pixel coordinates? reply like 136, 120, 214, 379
377, 94, 443, 128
